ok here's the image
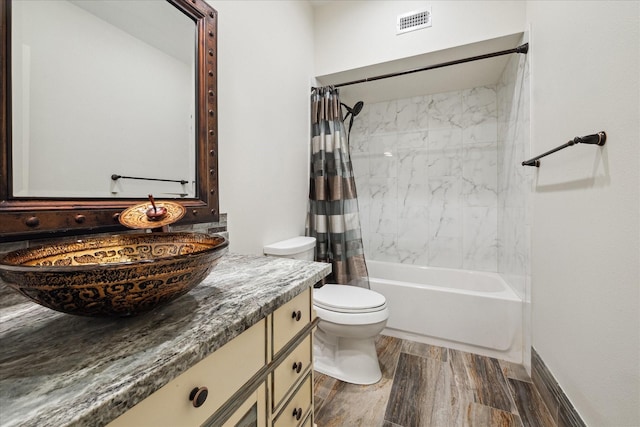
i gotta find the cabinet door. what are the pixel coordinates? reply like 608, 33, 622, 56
220, 382, 266, 427
108, 320, 266, 427
300, 413, 313, 427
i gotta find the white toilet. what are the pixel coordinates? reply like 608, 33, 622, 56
263, 237, 389, 385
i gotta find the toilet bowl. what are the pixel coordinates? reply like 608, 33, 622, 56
264, 237, 389, 385
313, 284, 388, 384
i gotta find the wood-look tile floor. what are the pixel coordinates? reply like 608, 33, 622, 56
314, 335, 556, 427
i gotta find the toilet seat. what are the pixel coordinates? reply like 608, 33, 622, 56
313, 285, 389, 326
314, 284, 386, 314
314, 304, 389, 326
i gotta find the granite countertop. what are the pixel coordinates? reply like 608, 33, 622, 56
0, 253, 331, 427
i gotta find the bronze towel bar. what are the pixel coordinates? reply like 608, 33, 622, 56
522, 131, 607, 167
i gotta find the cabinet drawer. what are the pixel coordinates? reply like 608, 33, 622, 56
272, 288, 311, 355
273, 334, 311, 408
108, 319, 266, 427
273, 374, 312, 427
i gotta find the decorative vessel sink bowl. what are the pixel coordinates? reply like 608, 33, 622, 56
0, 232, 228, 317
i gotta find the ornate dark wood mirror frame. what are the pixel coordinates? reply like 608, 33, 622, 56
0, 0, 219, 242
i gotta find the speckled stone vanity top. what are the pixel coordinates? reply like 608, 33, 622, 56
0, 253, 330, 427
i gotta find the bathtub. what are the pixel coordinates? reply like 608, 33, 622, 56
367, 260, 523, 363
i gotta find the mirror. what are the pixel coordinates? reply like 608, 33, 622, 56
11, 0, 196, 199
0, 0, 219, 241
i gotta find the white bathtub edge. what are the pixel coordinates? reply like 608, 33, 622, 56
381, 328, 523, 364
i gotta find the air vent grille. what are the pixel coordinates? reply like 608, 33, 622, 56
397, 8, 432, 34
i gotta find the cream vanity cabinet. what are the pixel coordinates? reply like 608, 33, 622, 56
108, 287, 314, 427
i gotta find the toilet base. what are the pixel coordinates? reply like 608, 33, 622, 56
313, 327, 382, 385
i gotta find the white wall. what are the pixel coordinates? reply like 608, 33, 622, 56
526, 2, 639, 425
314, 1, 526, 76
209, 0, 315, 255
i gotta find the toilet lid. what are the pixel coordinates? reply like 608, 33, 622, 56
314, 284, 386, 313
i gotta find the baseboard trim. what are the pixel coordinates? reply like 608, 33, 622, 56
531, 347, 586, 427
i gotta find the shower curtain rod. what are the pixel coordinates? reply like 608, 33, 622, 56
314, 43, 529, 89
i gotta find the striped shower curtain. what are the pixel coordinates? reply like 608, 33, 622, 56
305, 87, 369, 288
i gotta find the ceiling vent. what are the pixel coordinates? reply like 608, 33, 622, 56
397, 8, 432, 35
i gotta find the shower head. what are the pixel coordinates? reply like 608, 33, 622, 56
341, 101, 365, 135
351, 101, 364, 117
341, 101, 364, 119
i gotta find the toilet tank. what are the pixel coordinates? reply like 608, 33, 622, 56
263, 237, 316, 261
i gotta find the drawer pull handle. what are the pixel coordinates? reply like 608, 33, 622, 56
292, 407, 303, 420
292, 361, 303, 373
189, 386, 208, 408
292, 310, 302, 321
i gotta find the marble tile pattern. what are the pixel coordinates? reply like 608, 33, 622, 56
315, 335, 556, 427
0, 253, 331, 427
351, 87, 500, 272
496, 36, 532, 369
496, 42, 531, 301
351, 58, 530, 277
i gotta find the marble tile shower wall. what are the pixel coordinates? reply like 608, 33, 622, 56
497, 50, 531, 299
349, 87, 500, 271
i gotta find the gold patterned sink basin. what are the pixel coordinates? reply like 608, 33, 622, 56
0, 232, 228, 317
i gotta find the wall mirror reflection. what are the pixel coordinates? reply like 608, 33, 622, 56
11, 0, 196, 199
